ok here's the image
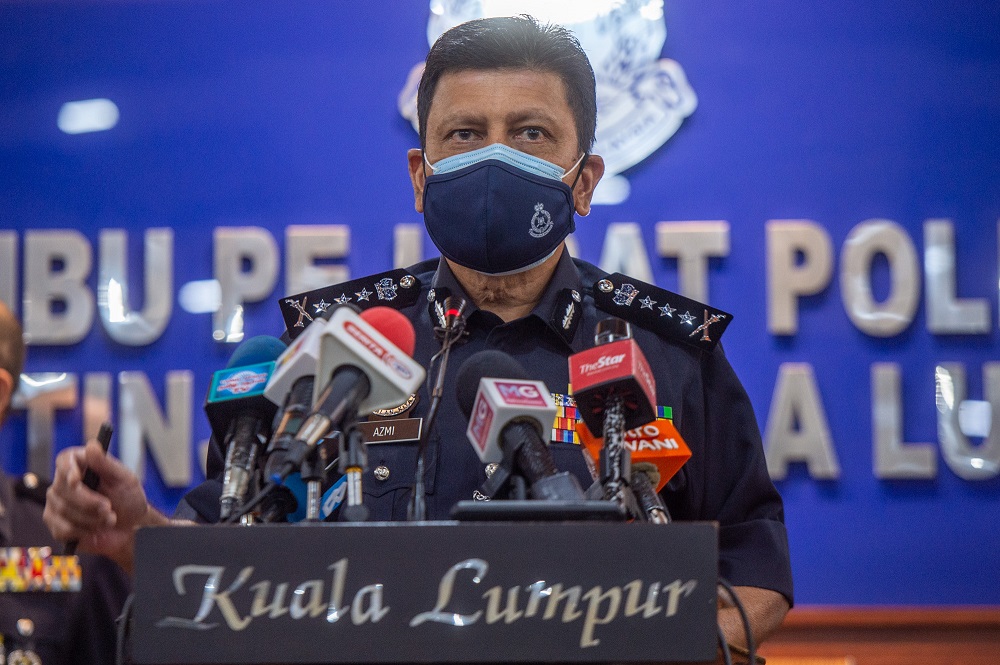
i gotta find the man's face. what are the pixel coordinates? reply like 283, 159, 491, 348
408, 68, 604, 217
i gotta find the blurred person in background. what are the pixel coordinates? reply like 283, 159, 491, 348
0, 301, 130, 665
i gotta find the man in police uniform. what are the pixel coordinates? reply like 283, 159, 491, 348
44, 15, 791, 654
0, 302, 130, 664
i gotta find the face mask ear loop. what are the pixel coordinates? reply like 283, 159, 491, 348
568, 153, 589, 191
422, 148, 432, 177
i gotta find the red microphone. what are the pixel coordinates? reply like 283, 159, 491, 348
568, 318, 657, 506
360, 306, 417, 356
568, 318, 656, 437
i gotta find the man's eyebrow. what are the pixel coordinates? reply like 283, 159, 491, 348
433, 108, 565, 130
433, 110, 488, 129
504, 108, 563, 127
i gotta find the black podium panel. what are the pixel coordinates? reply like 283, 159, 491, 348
132, 522, 718, 664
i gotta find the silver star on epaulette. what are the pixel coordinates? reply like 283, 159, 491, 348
679, 311, 696, 325
659, 303, 677, 318
639, 296, 657, 310
313, 299, 331, 314
355, 288, 372, 302
334, 293, 352, 305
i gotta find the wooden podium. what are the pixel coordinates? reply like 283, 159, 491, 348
130, 521, 720, 664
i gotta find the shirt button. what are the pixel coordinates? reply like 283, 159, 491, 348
373, 465, 390, 481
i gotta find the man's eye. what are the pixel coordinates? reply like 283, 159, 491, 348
452, 129, 475, 141
522, 128, 543, 140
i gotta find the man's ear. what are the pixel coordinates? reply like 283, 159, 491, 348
572, 154, 606, 217
407, 148, 427, 214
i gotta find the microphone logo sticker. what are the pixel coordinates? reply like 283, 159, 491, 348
577, 354, 627, 377
496, 382, 549, 407
344, 321, 413, 380
216, 369, 269, 396
469, 396, 494, 454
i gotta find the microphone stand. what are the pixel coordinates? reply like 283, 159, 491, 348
299, 438, 328, 522
340, 423, 370, 522
408, 297, 466, 521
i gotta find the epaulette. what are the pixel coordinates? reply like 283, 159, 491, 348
14, 473, 49, 505
592, 273, 732, 352
279, 269, 423, 340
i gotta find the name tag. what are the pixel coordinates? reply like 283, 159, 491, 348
358, 418, 422, 444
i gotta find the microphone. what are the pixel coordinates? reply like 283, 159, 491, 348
456, 350, 585, 501
568, 318, 656, 436
433, 294, 468, 340
257, 375, 315, 521
259, 472, 347, 523
205, 335, 286, 521
278, 306, 424, 475
568, 318, 656, 505
630, 463, 671, 524
263, 316, 327, 406
575, 418, 691, 492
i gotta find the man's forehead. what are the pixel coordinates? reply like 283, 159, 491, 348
427, 68, 573, 120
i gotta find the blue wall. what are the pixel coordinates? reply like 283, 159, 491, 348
1, 1, 998, 605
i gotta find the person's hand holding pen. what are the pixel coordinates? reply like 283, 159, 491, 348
44, 422, 168, 574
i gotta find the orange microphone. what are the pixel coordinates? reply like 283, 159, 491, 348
576, 417, 691, 493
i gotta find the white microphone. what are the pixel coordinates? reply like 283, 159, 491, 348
263, 316, 327, 406
288, 306, 424, 460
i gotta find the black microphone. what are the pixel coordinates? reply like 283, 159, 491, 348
258, 374, 315, 521
630, 462, 671, 524
456, 350, 585, 501
432, 294, 468, 340
205, 335, 285, 521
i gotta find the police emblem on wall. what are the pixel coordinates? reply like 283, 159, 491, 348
398, 0, 697, 204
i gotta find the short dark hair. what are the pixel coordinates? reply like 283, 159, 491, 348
417, 15, 597, 155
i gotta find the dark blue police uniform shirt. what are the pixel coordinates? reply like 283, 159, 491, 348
179, 252, 793, 606
0, 472, 130, 665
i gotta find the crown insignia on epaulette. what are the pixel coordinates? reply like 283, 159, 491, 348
592, 273, 732, 352
279, 270, 422, 340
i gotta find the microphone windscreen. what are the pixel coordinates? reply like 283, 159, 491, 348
226, 335, 287, 368
455, 350, 531, 419
359, 307, 416, 357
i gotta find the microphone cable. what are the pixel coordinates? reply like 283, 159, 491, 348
717, 576, 756, 665
115, 592, 134, 665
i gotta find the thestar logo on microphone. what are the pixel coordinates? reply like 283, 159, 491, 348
495, 381, 549, 408
469, 395, 494, 455
569, 339, 656, 412
577, 353, 627, 376
343, 320, 413, 380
